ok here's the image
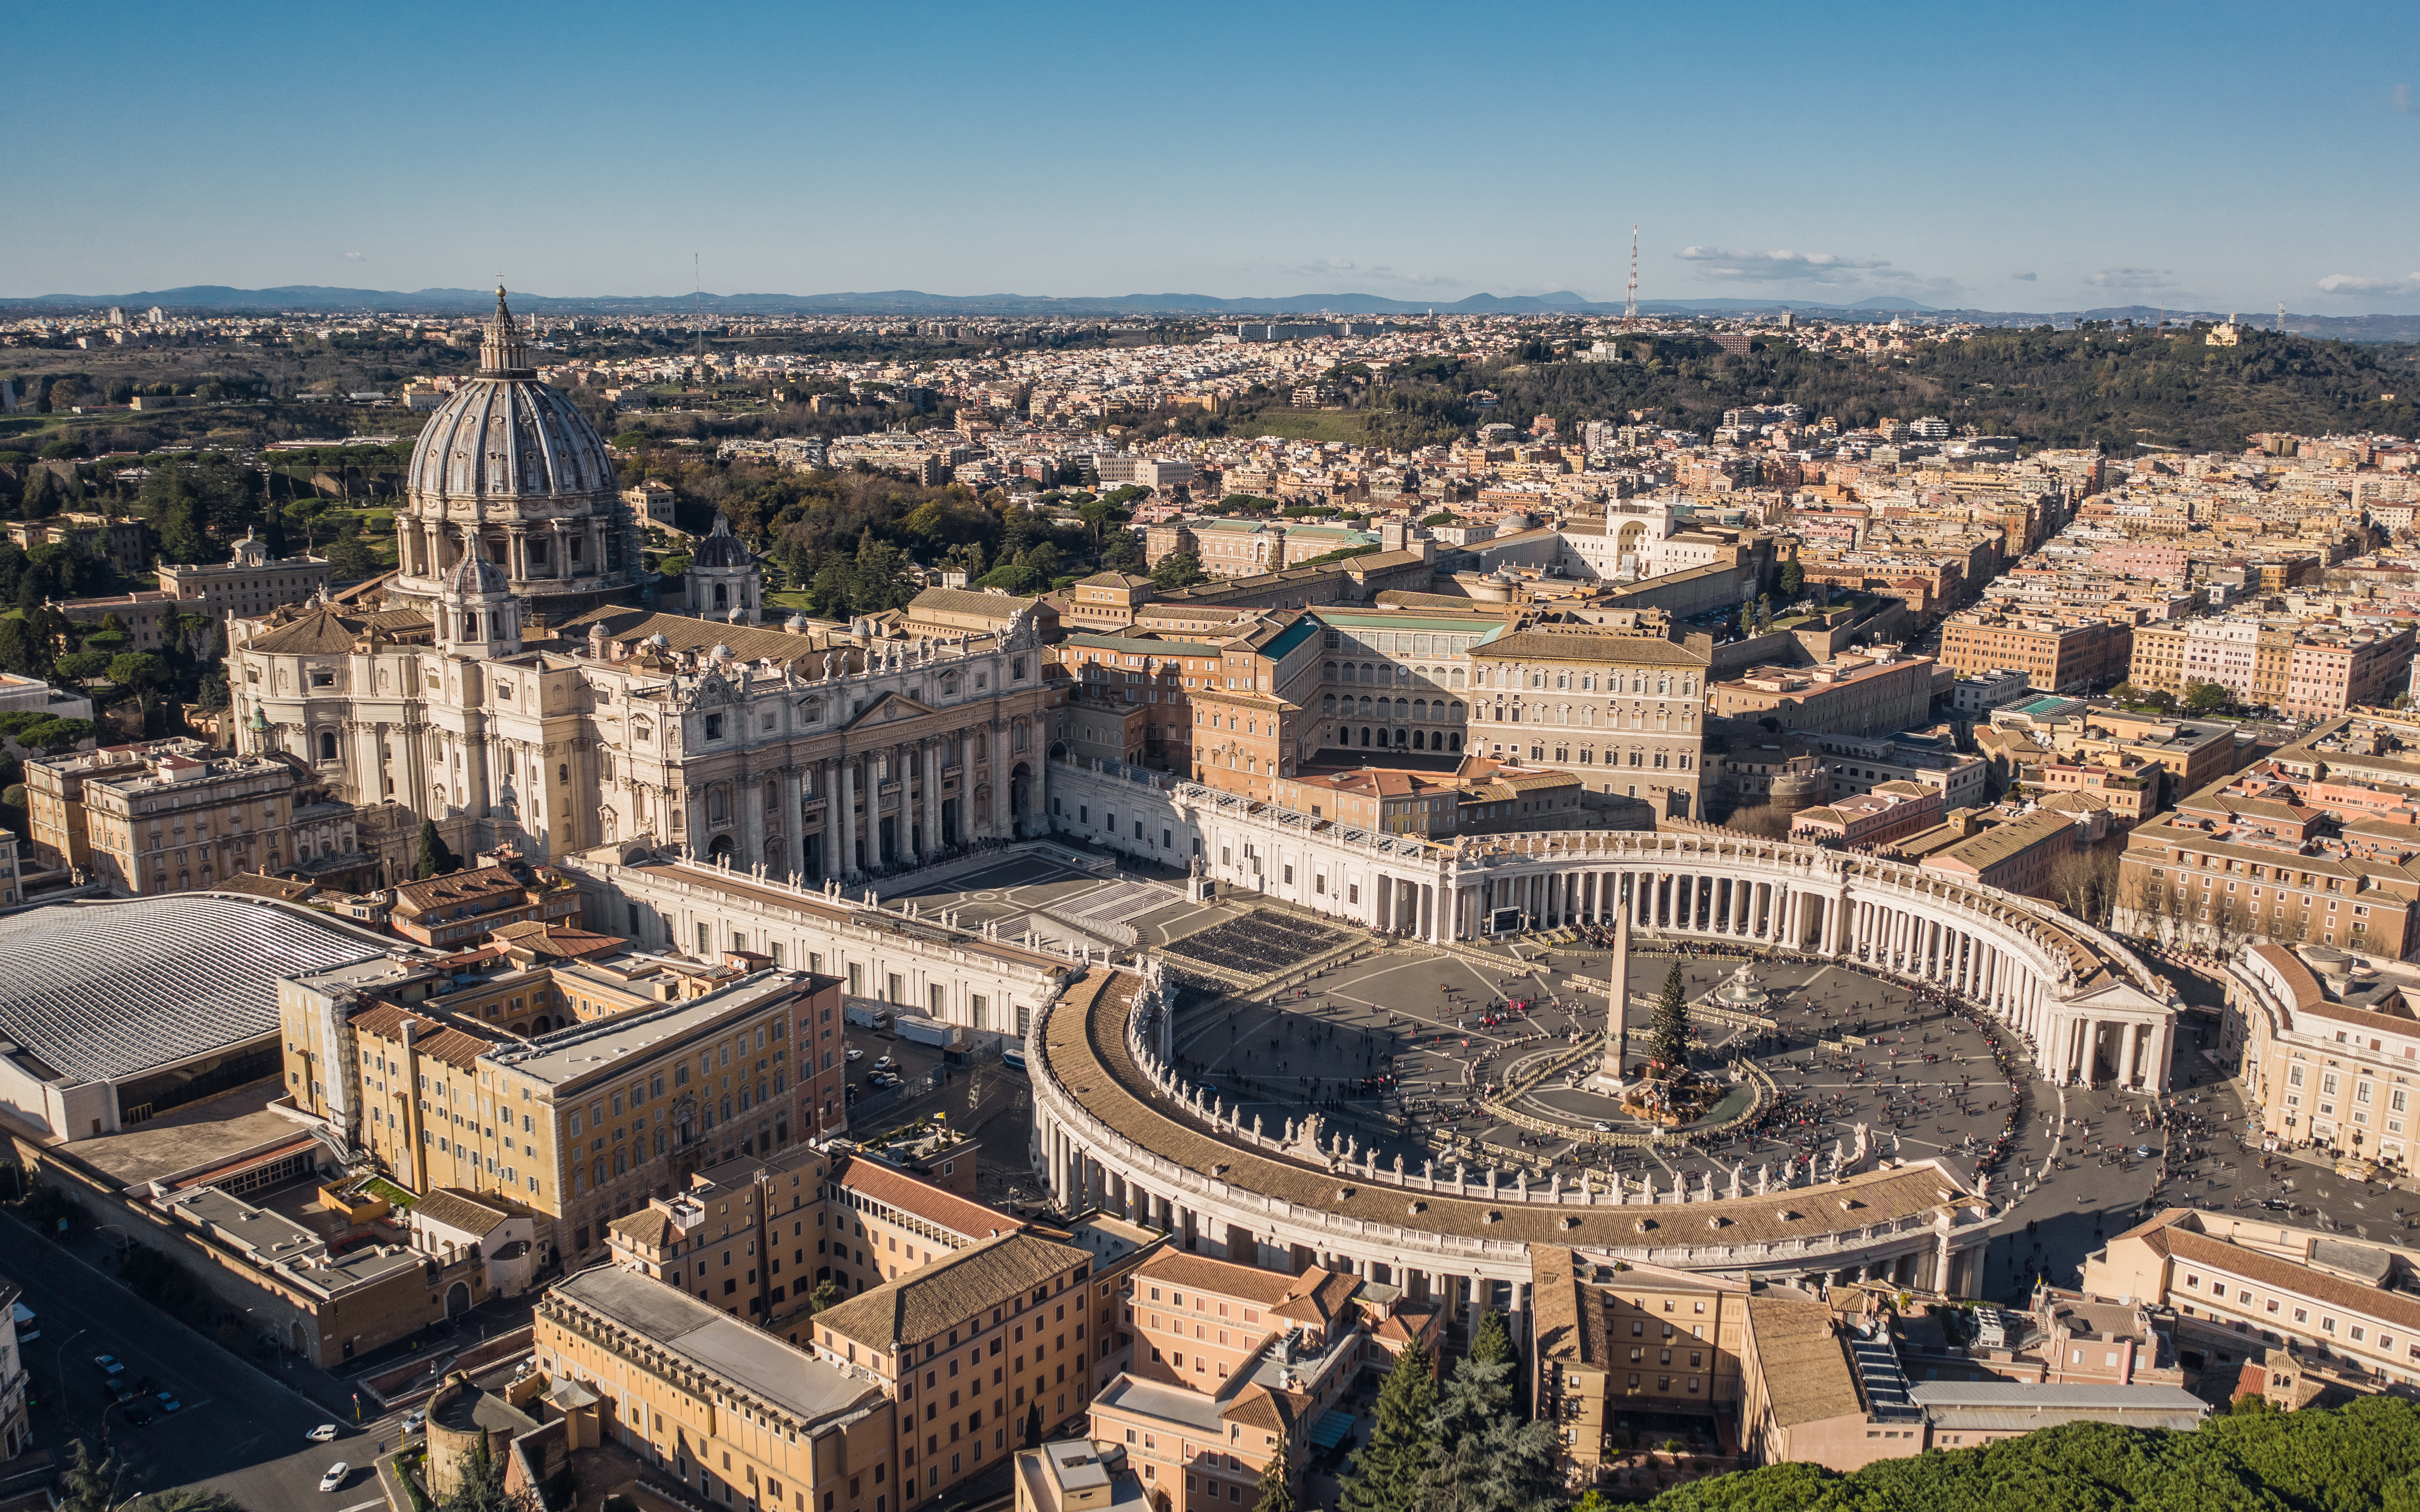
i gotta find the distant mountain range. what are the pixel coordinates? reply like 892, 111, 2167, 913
5, 284, 2416, 340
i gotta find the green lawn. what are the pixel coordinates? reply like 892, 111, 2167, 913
1226, 408, 1371, 444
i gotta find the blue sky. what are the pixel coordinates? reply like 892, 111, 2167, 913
6, 0, 2420, 312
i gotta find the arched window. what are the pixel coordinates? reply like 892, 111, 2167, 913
709, 787, 728, 822
633, 718, 653, 743
713, 583, 729, 611
317, 730, 338, 761
1413, 699, 1429, 720
1322, 694, 1336, 715
1451, 667, 1466, 688
559, 763, 570, 784
1412, 730, 1426, 750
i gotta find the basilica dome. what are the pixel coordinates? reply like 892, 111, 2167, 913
388, 287, 636, 615
406, 374, 614, 502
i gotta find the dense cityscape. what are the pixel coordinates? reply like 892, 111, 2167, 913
15, 3, 2420, 1509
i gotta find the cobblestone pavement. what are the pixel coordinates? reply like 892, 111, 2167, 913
1165, 934, 2270, 1302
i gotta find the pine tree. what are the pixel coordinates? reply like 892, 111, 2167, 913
1250, 1438, 1296, 1512
415, 818, 459, 880
1338, 1341, 1436, 1512
1648, 958, 1691, 1078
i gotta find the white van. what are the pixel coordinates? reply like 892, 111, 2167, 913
11, 1301, 38, 1340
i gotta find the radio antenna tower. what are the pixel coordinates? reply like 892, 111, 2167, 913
1624, 225, 1639, 327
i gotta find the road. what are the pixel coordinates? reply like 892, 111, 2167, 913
3, 1210, 414, 1512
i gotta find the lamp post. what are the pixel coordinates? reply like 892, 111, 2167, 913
54, 1327, 89, 1424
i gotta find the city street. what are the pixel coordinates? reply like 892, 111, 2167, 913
2, 1210, 413, 1512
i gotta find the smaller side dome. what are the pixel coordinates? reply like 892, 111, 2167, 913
449, 552, 510, 597
690, 512, 754, 569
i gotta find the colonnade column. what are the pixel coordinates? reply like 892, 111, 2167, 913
2119, 1021, 2142, 1091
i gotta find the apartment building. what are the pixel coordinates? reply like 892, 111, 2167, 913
1938, 612, 2130, 694
2285, 627, 2414, 722
2126, 622, 2189, 697
1090, 1250, 1433, 1512
807, 1232, 1105, 1503
2230, 941, 2420, 1170
281, 960, 847, 1264
1811, 734, 1990, 812
2177, 618, 2295, 709
0, 1274, 25, 1462
1909, 808, 2076, 897
535, 1266, 899, 1512
1711, 650, 1938, 737
1790, 782, 1943, 850
26, 738, 338, 894
2084, 1208, 2420, 1398
1468, 628, 1708, 818
1529, 1250, 1746, 1481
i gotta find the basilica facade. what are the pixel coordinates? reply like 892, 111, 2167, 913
229, 290, 1055, 879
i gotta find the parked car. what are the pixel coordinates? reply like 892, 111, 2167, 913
319, 1465, 349, 1493
155, 1391, 181, 1413
122, 1407, 153, 1429
873, 1055, 896, 1071
845, 1048, 863, 1063
401, 1409, 427, 1435
308, 1425, 341, 1442
93, 1355, 124, 1376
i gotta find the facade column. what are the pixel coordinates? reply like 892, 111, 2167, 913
739, 771, 765, 871
840, 757, 859, 876
991, 727, 1013, 838
921, 738, 941, 860
2119, 1021, 2142, 1092
817, 759, 839, 883
781, 766, 805, 881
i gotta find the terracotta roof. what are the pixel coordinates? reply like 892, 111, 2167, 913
1474, 629, 1706, 666
351, 1000, 503, 1069
558, 606, 840, 667
415, 1187, 513, 1236
906, 587, 1043, 622
811, 1232, 1085, 1354
833, 1154, 1024, 1244
1744, 1296, 1861, 1427
393, 869, 527, 918
2133, 1211, 2420, 1337
1134, 1250, 1303, 1306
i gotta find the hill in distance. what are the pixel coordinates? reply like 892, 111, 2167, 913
4, 285, 2416, 340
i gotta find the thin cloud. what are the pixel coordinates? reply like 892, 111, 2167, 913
1674, 246, 1889, 284
2318, 271, 2420, 295
344, 250, 367, 261
2085, 267, 2176, 291
1323, 257, 1355, 270
2011, 272, 2037, 281
2395, 83, 2413, 114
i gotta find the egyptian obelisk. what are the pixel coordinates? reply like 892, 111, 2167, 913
1593, 903, 1630, 1092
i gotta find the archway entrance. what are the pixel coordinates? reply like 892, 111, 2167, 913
446, 1281, 472, 1319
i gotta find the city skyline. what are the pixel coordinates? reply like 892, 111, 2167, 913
6, 1, 2420, 313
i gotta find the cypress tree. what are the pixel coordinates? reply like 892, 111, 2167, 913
415, 818, 459, 880
1337, 1340, 1435, 1512
1648, 958, 1692, 1078
1249, 1437, 1295, 1512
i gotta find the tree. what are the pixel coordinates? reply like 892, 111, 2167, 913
107, 652, 166, 690
1648, 958, 1691, 1078
324, 534, 378, 580
132, 1494, 246, 1512
1250, 1439, 1296, 1512
809, 1279, 844, 1314
1777, 556, 1804, 598
55, 1441, 124, 1512
1339, 1341, 1436, 1512
1022, 1402, 1044, 1450
2183, 679, 2230, 714
1418, 1332, 1561, 1512
435, 1446, 532, 1512
415, 818, 459, 880
0, 617, 47, 678
2047, 843, 2124, 929
1151, 550, 1208, 590
53, 649, 111, 692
